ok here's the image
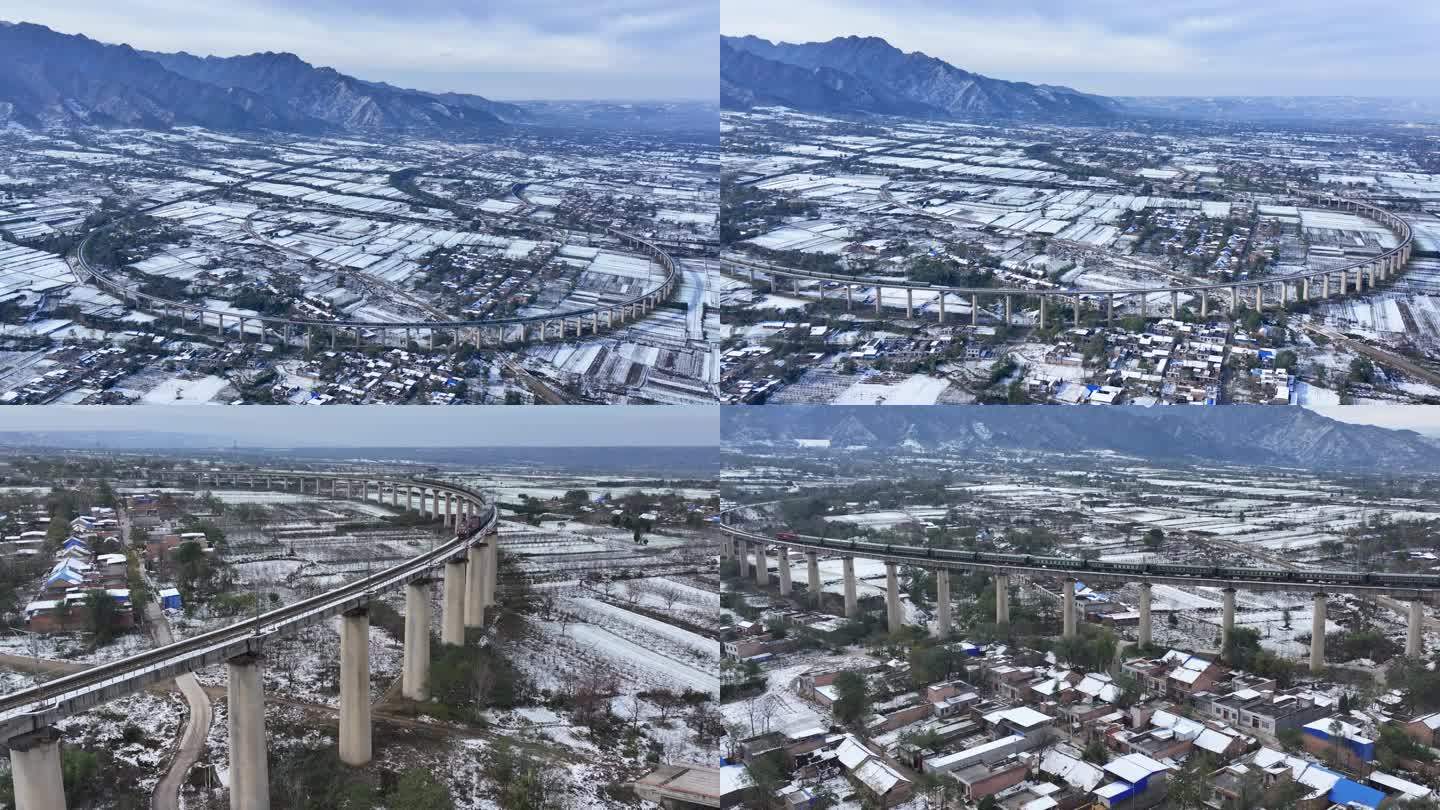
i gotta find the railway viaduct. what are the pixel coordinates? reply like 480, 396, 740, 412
719, 522, 1430, 678
3, 472, 497, 810
723, 192, 1413, 328
68, 167, 679, 353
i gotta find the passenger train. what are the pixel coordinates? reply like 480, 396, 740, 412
767, 532, 1439, 590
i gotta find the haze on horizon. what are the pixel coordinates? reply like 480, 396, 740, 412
721, 0, 1440, 98
0, 0, 717, 101
0, 406, 719, 448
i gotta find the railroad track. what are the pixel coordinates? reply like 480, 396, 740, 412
0, 482, 495, 741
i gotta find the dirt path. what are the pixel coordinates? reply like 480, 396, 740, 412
146, 601, 213, 810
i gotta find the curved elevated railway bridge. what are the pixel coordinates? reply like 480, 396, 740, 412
69, 169, 678, 352
723, 191, 1412, 327
3, 472, 497, 810
719, 517, 1432, 677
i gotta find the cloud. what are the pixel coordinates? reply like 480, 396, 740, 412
0, 0, 716, 99
721, 0, 1440, 96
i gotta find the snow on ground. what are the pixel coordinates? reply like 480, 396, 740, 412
831, 373, 949, 405
563, 623, 713, 692
0, 628, 154, 665
573, 598, 718, 661
57, 690, 184, 794
140, 374, 229, 404
721, 654, 870, 738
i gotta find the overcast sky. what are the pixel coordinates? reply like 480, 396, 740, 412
1, 0, 716, 100
722, 0, 1440, 97
0, 406, 717, 447
1308, 405, 1440, 438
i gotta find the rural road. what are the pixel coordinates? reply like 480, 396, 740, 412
120, 503, 215, 810
146, 599, 213, 810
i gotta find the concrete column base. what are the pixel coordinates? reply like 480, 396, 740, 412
777, 546, 792, 595
842, 557, 858, 618
442, 560, 467, 645
1062, 579, 1077, 639
1138, 583, 1152, 648
935, 569, 951, 639
806, 552, 821, 606
10, 728, 66, 810
228, 653, 271, 810
464, 545, 486, 628
339, 609, 372, 766
403, 581, 432, 701
885, 562, 902, 634
1409, 599, 1425, 658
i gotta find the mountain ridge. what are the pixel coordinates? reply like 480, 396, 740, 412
721, 406, 1440, 472
0, 21, 515, 135
721, 34, 1122, 123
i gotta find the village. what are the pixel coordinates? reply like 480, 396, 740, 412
719, 108, 1440, 407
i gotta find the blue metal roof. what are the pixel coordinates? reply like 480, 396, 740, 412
1330, 779, 1385, 809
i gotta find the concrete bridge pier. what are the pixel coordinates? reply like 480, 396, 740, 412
1004, 295, 1013, 326
1221, 588, 1236, 654
754, 543, 768, 586
1230, 287, 1238, 311
1062, 578, 1076, 638
442, 558, 467, 645
228, 652, 271, 809
885, 562, 902, 634
776, 546, 791, 595
9, 728, 66, 810
971, 294, 979, 326
1038, 296, 1047, 329
1138, 583, 1151, 648
806, 552, 821, 605
1199, 292, 1208, 319
403, 580, 432, 701
339, 607, 372, 766
484, 539, 498, 607
1169, 291, 1178, 318
1339, 271, 1348, 294
874, 286, 882, 315
1311, 592, 1327, 673
905, 287, 913, 319
842, 557, 858, 618
935, 569, 951, 639
1255, 286, 1263, 311
1107, 294, 1115, 326
995, 574, 1010, 629
1073, 296, 1082, 327
937, 293, 945, 323
736, 540, 748, 579
845, 284, 853, 310
1409, 600, 1425, 658
464, 544, 486, 628
446, 493, 455, 526
1323, 274, 1331, 298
